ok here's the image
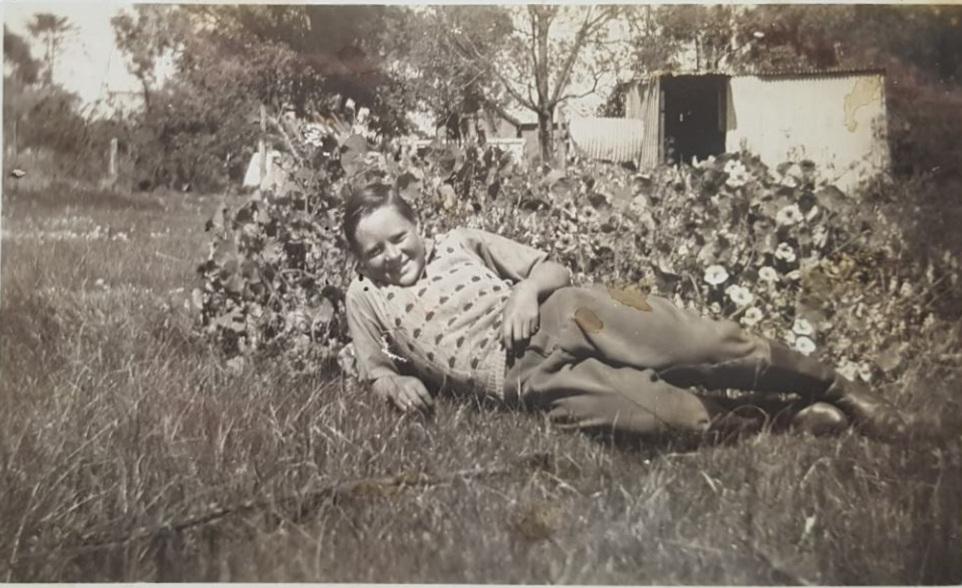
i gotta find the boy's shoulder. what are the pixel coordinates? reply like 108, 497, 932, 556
436, 226, 495, 246
345, 275, 376, 303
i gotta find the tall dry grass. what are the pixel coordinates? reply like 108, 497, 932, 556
0, 185, 959, 582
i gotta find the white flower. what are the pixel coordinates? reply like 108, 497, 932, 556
724, 160, 744, 175
726, 284, 754, 306
723, 160, 749, 188
793, 336, 816, 355
775, 242, 797, 263
704, 264, 730, 286
727, 172, 749, 188
858, 362, 873, 382
775, 204, 803, 226
792, 318, 815, 336
758, 266, 779, 283
741, 306, 764, 327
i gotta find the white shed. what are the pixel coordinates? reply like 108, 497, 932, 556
623, 69, 890, 191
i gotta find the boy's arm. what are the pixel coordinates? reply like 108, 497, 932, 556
456, 228, 572, 353
502, 261, 571, 353
345, 283, 433, 413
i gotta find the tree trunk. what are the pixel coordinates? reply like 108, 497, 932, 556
538, 110, 554, 167
140, 78, 152, 113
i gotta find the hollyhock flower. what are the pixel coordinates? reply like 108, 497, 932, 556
740, 306, 764, 327
775, 204, 803, 226
775, 242, 797, 263
704, 264, 730, 286
793, 336, 816, 355
758, 266, 779, 283
726, 284, 754, 306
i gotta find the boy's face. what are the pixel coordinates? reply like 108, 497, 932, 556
354, 205, 426, 287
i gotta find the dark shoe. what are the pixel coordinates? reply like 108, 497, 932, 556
823, 378, 910, 441
790, 402, 849, 436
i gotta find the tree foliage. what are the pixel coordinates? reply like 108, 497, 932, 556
404, 6, 629, 163
383, 6, 515, 142
112, 5, 416, 191
25, 12, 74, 85
3, 27, 41, 85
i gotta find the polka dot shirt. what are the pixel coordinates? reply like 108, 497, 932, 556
345, 228, 548, 398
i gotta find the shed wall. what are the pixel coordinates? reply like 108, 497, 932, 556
726, 73, 889, 190
568, 117, 646, 163
625, 79, 662, 168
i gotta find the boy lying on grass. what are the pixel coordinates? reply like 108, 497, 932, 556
343, 182, 930, 443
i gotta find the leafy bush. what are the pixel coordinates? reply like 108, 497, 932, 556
195, 120, 961, 391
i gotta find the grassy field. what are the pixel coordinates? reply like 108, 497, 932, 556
0, 183, 959, 583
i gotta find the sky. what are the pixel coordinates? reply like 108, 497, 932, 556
4, 2, 152, 114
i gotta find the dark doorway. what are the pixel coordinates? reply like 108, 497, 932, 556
662, 75, 727, 164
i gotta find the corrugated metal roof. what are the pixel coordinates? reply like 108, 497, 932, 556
568, 116, 645, 163
633, 66, 885, 82
743, 66, 886, 78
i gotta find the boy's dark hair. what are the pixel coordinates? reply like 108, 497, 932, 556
342, 182, 418, 253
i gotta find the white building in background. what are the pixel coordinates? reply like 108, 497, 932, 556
610, 68, 890, 192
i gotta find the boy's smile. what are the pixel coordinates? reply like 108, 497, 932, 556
354, 205, 427, 287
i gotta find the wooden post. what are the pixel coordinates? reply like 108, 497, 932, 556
258, 103, 267, 188
108, 137, 118, 181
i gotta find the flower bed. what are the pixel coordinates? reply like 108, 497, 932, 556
195, 118, 961, 391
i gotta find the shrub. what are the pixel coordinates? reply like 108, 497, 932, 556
195, 119, 961, 392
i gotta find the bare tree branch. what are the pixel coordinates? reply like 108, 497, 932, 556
442, 20, 537, 111
480, 96, 523, 128
550, 6, 615, 105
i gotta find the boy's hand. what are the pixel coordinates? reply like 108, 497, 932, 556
502, 280, 541, 356
372, 376, 434, 414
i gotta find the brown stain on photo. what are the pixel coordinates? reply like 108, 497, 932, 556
607, 286, 653, 311
843, 76, 882, 133
574, 307, 604, 333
